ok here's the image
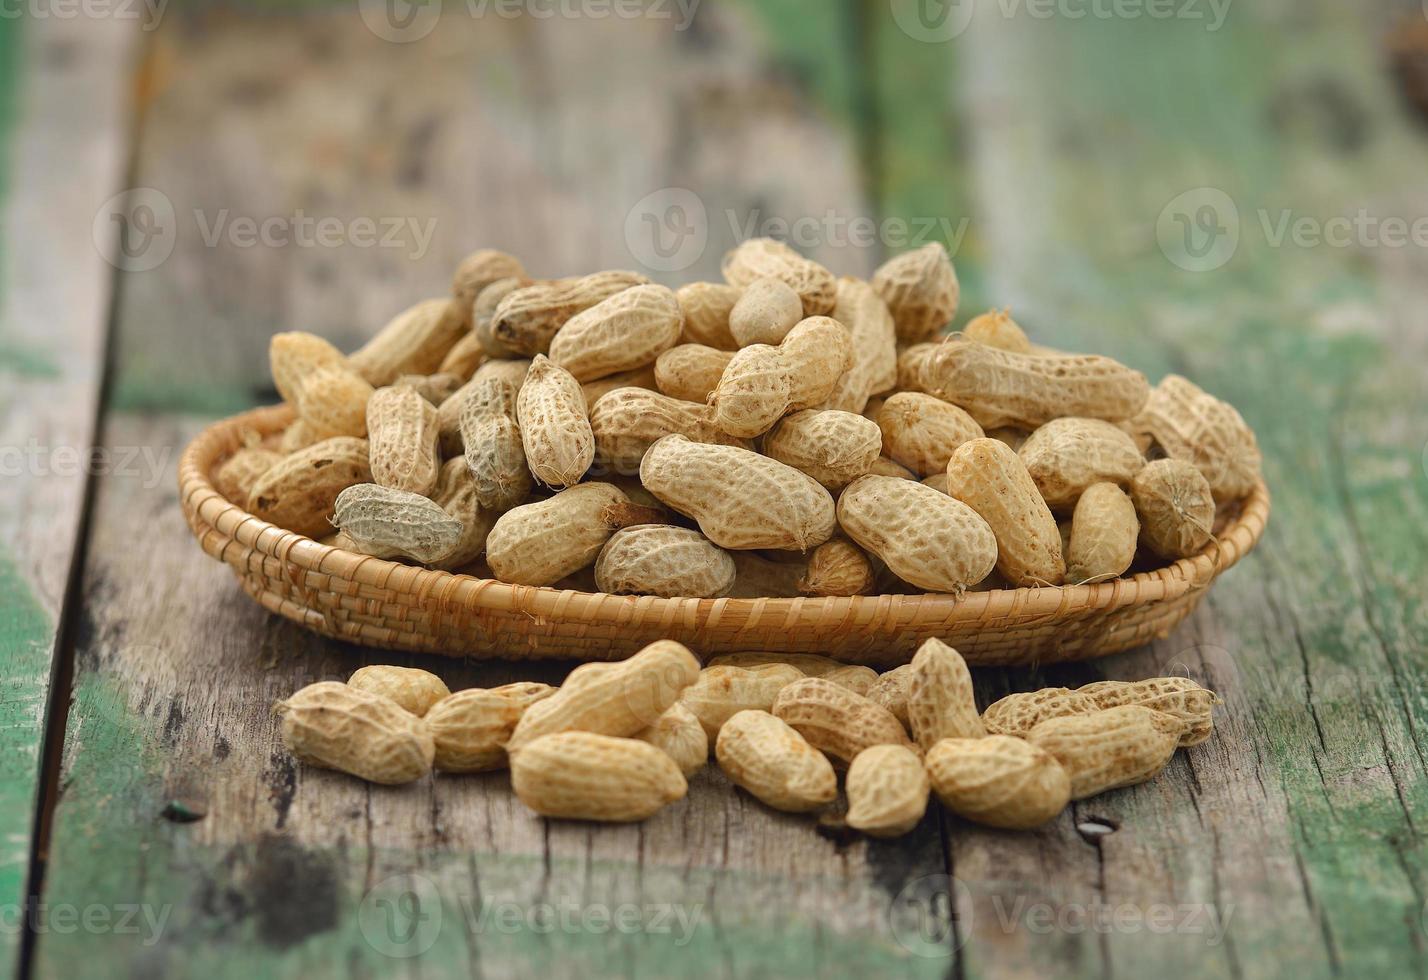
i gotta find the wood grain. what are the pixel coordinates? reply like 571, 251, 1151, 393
0, 15, 137, 979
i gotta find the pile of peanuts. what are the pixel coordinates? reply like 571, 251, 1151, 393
276, 639, 1218, 831
216, 238, 1262, 597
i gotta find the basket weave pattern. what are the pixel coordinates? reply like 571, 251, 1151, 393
180, 406, 1270, 666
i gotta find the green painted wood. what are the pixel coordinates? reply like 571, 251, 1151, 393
876, 1, 1428, 976
0, 15, 135, 980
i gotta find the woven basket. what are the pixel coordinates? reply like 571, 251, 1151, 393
180, 405, 1269, 667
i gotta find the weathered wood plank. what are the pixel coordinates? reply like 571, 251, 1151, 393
889, 2, 1428, 976
36, 5, 952, 978
0, 14, 136, 978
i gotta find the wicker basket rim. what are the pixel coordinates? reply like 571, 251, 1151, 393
180, 404, 1271, 626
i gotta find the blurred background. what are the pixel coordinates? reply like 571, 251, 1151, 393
4, 2, 1428, 977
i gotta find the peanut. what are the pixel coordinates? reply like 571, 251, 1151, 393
1025, 705, 1183, 799
721, 238, 836, 317
549, 283, 683, 382
491, 270, 649, 356
906, 638, 984, 751
817, 277, 898, 414
875, 392, 984, 476
728, 276, 803, 347
846, 744, 929, 837
348, 665, 451, 717
917, 336, 1150, 429
714, 709, 837, 813
485, 482, 635, 586
1130, 458, 1214, 560
1018, 417, 1146, 511
517, 354, 595, 489
401, 372, 464, 405
925, 736, 1070, 829
867, 456, 918, 480
590, 388, 748, 476
437, 331, 487, 380
762, 409, 882, 491
278, 418, 320, 453
823, 665, 879, 697
633, 702, 709, 777
594, 524, 736, 599
705, 653, 848, 676
333, 484, 464, 565
249, 437, 372, 537
426, 682, 557, 773
270, 332, 346, 407
511, 731, 687, 822
451, 248, 526, 314
438, 357, 532, 455
297, 365, 375, 439
1077, 677, 1218, 746
351, 299, 466, 386
836, 475, 996, 593
654, 344, 734, 403
213, 446, 282, 506
962, 308, 1031, 353
367, 385, 441, 495
641, 435, 837, 551
709, 316, 853, 437
458, 377, 533, 511
871, 242, 960, 343
679, 664, 805, 738
430, 456, 498, 570
276, 681, 434, 785
1131, 374, 1262, 500
771, 677, 914, 765
920, 473, 949, 494
506, 640, 700, 753
473, 277, 534, 357
1065, 482, 1139, 583
865, 664, 914, 728
982, 688, 1100, 738
945, 438, 1065, 587
579, 364, 659, 410
674, 282, 740, 350
797, 538, 876, 597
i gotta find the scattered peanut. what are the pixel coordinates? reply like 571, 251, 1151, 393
511, 731, 687, 822
846, 744, 929, 837
674, 282, 740, 350
249, 437, 372, 537
715, 709, 837, 813
490, 270, 650, 356
679, 664, 805, 739
634, 701, 709, 777
348, 665, 451, 717
367, 385, 441, 495
906, 638, 984, 751
728, 276, 804, 347
876, 392, 984, 476
925, 736, 1071, 829
1131, 374, 1262, 500
485, 482, 634, 586
426, 682, 557, 773
654, 344, 734, 403
333, 484, 464, 565
963, 308, 1032, 353
762, 409, 882, 491
1018, 417, 1146, 511
549, 283, 683, 382
590, 388, 747, 476
771, 677, 914, 765
1026, 705, 1183, 800
982, 688, 1101, 738
276, 682, 434, 785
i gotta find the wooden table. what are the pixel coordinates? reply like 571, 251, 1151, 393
4, 2, 1427, 977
